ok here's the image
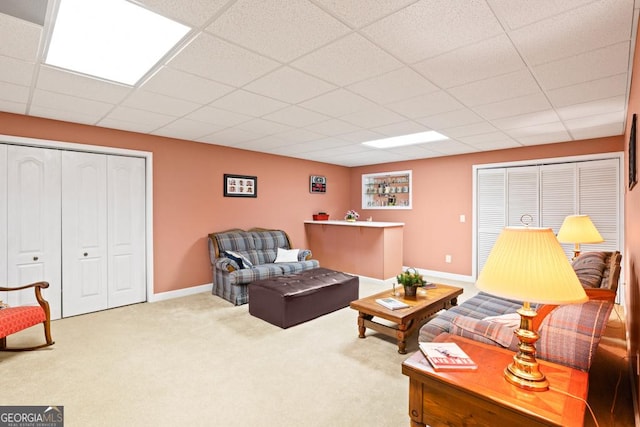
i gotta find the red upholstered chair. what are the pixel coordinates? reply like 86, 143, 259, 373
0, 281, 54, 351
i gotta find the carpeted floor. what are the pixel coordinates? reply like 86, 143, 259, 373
0, 277, 635, 426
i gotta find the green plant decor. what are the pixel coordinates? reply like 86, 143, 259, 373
396, 267, 426, 287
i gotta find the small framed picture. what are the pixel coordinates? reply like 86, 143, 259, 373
310, 175, 326, 193
224, 174, 257, 198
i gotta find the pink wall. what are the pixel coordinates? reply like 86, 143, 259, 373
623, 18, 640, 406
0, 113, 351, 293
350, 136, 623, 275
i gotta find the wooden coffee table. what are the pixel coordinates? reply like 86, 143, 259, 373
349, 284, 463, 354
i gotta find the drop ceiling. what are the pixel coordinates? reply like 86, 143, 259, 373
0, 0, 637, 167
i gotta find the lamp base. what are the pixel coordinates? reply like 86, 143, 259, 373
505, 304, 549, 392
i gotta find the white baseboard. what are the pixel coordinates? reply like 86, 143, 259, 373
148, 283, 212, 302
408, 267, 475, 284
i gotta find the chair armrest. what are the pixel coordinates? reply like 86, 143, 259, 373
214, 257, 238, 272
0, 281, 51, 319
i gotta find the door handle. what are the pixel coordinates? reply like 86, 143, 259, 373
33, 256, 38, 261
84, 252, 88, 257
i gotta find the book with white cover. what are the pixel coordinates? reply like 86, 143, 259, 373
375, 297, 409, 310
419, 342, 477, 371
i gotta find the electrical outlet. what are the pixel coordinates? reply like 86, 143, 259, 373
445, 255, 452, 263
459, 214, 465, 223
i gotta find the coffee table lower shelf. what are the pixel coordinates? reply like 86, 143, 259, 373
349, 284, 463, 354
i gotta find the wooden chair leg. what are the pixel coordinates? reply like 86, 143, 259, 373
0, 337, 6, 350
43, 319, 54, 345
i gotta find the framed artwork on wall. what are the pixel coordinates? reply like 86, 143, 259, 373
310, 175, 326, 193
224, 174, 257, 197
630, 113, 637, 191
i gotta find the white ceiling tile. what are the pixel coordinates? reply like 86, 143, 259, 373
440, 122, 498, 138
101, 106, 176, 129
262, 105, 330, 127
233, 118, 294, 135
514, 130, 573, 146
273, 128, 327, 143
415, 35, 525, 88
508, 0, 633, 65
348, 67, 438, 104
492, 110, 562, 131
300, 89, 377, 116
448, 69, 540, 107
0, 56, 35, 86
313, 0, 416, 28
556, 96, 626, 120
122, 90, 200, 116
185, 105, 252, 127
37, 66, 132, 104
32, 89, 114, 118
210, 90, 288, 117
371, 121, 429, 137
340, 106, 405, 128
534, 42, 630, 90
235, 136, 288, 151
168, 33, 280, 87
291, 33, 403, 86
143, 67, 234, 104
200, 127, 261, 145
304, 118, 361, 136
98, 117, 166, 134
471, 93, 552, 120
487, 0, 596, 30
0, 13, 41, 62
152, 118, 226, 140
505, 122, 572, 143
457, 131, 520, 149
416, 108, 484, 130
339, 129, 386, 143
386, 91, 464, 119
569, 122, 624, 140
0, 99, 26, 114
29, 106, 107, 126
0, 81, 29, 103
243, 67, 337, 104
362, 0, 503, 63
546, 74, 628, 107
208, 0, 350, 62
564, 110, 626, 132
136, 0, 229, 27
424, 139, 479, 156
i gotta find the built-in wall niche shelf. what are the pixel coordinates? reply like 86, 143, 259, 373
362, 170, 412, 210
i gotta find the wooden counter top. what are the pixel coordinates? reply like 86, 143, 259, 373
304, 220, 404, 228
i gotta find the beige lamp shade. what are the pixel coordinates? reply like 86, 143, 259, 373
477, 227, 587, 305
556, 215, 603, 244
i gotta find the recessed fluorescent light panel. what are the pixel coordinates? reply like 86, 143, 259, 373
46, 0, 190, 85
362, 131, 449, 148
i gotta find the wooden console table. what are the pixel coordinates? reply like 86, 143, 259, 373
304, 220, 403, 280
402, 335, 588, 427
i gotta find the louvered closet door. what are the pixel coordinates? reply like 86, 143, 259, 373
476, 169, 505, 275
62, 151, 108, 317
6, 145, 62, 319
107, 155, 146, 308
0, 145, 7, 293
540, 163, 576, 233
507, 166, 539, 227
576, 159, 620, 252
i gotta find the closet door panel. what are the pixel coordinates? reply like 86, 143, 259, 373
506, 166, 539, 226
107, 156, 146, 308
62, 151, 108, 317
476, 169, 506, 274
6, 145, 62, 319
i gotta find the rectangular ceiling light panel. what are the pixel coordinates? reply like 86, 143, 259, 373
46, 0, 190, 85
362, 131, 449, 148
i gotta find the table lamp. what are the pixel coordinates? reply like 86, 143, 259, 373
476, 226, 588, 391
556, 214, 603, 260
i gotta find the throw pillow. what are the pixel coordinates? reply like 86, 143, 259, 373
274, 248, 299, 263
572, 251, 607, 288
482, 312, 521, 329
224, 250, 253, 269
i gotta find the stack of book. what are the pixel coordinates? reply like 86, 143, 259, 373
419, 342, 477, 371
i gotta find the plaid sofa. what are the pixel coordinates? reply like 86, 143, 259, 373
208, 228, 319, 305
419, 251, 621, 371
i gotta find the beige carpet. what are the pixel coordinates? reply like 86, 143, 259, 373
0, 277, 634, 426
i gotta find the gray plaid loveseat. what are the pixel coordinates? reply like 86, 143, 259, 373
208, 228, 319, 305
419, 251, 621, 371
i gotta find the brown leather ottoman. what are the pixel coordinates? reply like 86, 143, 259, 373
248, 268, 359, 328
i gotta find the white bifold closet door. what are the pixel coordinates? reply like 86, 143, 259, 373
3, 145, 62, 319
62, 152, 145, 317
